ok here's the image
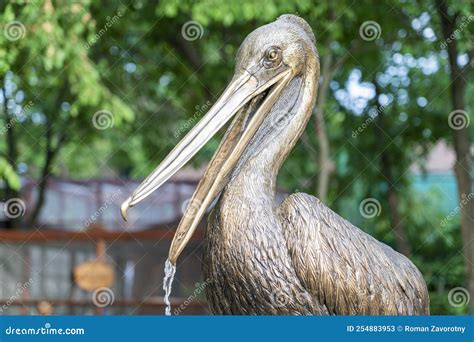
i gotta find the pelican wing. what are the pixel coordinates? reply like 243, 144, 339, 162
278, 193, 429, 315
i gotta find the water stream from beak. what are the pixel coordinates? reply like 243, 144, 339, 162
163, 259, 176, 315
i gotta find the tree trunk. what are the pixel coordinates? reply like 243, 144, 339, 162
436, 0, 473, 313
26, 84, 69, 227
2, 85, 20, 229
387, 186, 411, 256
26, 147, 55, 227
26, 119, 67, 227
314, 38, 335, 203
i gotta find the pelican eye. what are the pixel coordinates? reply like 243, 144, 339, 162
263, 46, 281, 68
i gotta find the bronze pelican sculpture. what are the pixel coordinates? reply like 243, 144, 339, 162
121, 15, 429, 315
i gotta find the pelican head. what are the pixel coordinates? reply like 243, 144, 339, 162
121, 15, 318, 265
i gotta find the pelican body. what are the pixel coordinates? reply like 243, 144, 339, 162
122, 15, 429, 315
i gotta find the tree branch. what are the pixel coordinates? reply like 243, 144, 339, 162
26, 85, 70, 227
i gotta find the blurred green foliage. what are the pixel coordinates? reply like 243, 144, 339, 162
0, 0, 472, 314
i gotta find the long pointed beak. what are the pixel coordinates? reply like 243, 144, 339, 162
121, 68, 292, 265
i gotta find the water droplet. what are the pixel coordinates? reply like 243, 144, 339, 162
163, 259, 176, 316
